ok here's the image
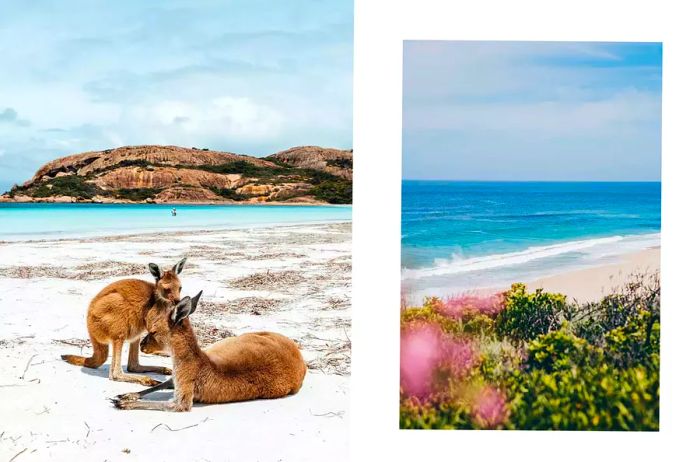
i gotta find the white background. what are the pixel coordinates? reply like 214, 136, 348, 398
352, 0, 699, 460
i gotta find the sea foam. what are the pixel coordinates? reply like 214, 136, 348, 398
402, 233, 659, 280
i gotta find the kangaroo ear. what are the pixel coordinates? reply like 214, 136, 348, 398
171, 296, 192, 324
148, 263, 161, 280
189, 290, 203, 316
172, 257, 187, 275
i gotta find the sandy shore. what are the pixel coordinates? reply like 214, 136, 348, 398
527, 247, 660, 303
0, 222, 350, 461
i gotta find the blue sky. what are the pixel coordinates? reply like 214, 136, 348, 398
403, 41, 662, 181
0, 0, 352, 192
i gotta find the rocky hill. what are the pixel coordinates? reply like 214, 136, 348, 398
269, 146, 353, 180
2, 145, 352, 204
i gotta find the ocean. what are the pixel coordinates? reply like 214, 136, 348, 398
0, 203, 352, 241
402, 181, 660, 297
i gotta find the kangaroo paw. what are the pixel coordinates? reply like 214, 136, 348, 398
142, 377, 162, 386
116, 392, 140, 402
111, 397, 129, 409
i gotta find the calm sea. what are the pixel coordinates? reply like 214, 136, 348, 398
402, 181, 660, 297
0, 203, 352, 241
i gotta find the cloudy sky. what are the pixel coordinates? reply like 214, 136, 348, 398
0, 0, 352, 192
403, 41, 662, 181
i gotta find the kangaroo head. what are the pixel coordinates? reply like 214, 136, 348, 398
170, 290, 202, 324
148, 257, 187, 304
141, 290, 203, 355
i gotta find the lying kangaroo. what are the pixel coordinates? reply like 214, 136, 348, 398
61, 258, 187, 386
112, 291, 307, 411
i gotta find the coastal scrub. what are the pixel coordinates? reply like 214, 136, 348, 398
399, 274, 660, 431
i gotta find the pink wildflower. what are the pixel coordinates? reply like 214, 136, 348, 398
400, 322, 443, 399
440, 336, 478, 375
400, 322, 480, 399
472, 385, 509, 429
439, 293, 505, 318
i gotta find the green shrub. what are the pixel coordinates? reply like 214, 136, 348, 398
401, 299, 496, 337
310, 180, 352, 204
400, 276, 660, 431
526, 326, 602, 373
462, 314, 496, 336
604, 311, 660, 368
32, 176, 100, 199
572, 272, 660, 346
209, 187, 250, 201
198, 160, 279, 177
479, 338, 524, 383
400, 399, 475, 430
400, 305, 462, 336
327, 158, 353, 169
111, 188, 162, 201
495, 283, 567, 342
506, 358, 659, 431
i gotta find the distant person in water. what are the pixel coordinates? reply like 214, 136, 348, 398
171, 208, 177, 217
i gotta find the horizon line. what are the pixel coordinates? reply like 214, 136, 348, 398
402, 179, 661, 183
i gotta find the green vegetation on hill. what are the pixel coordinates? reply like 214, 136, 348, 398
310, 180, 353, 204
9, 176, 164, 202
197, 160, 283, 177
8, 154, 353, 204
15, 176, 100, 200
327, 158, 353, 169
112, 188, 163, 202
399, 273, 660, 431
185, 161, 352, 203
209, 187, 251, 201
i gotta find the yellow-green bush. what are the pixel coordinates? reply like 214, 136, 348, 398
400, 278, 660, 431
495, 283, 567, 342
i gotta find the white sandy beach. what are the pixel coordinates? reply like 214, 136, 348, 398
528, 247, 660, 303
0, 222, 351, 462
404, 246, 660, 306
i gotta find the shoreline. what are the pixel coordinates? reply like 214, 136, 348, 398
0, 219, 353, 244
0, 199, 351, 206
403, 243, 660, 305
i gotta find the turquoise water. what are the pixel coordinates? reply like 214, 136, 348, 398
0, 203, 352, 241
402, 181, 660, 295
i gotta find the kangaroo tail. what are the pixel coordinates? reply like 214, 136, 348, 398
61, 354, 87, 366
61, 335, 108, 368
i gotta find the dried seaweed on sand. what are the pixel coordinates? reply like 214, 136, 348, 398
302, 331, 351, 376
0, 261, 148, 281
228, 270, 304, 291
192, 322, 236, 347
197, 297, 282, 316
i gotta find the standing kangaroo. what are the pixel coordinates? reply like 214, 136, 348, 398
112, 291, 307, 411
61, 258, 187, 386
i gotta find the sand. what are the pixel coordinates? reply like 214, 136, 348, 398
527, 247, 660, 303
0, 222, 351, 462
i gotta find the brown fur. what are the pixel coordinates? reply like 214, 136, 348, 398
61, 259, 186, 386
114, 294, 306, 411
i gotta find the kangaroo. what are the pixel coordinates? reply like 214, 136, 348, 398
61, 258, 187, 386
112, 291, 307, 411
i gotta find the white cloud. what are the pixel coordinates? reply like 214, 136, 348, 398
405, 89, 660, 138
402, 41, 662, 181
126, 96, 286, 145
